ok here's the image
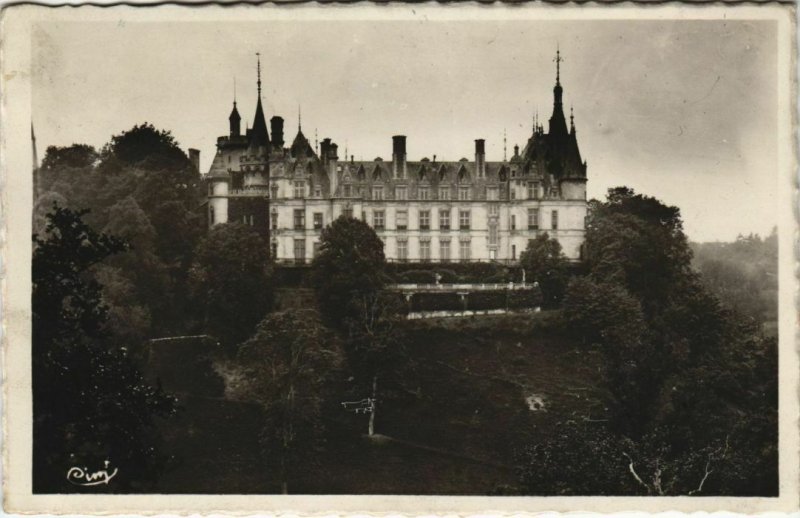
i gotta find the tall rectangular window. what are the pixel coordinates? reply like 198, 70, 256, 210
271, 212, 277, 230
373, 210, 385, 230
489, 224, 498, 246
551, 210, 559, 230
419, 210, 430, 230
487, 186, 499, 201
372, 186, 384, 200
439, 209, 451, 231
313, 212, 323, 230
419, 187, 429, 200
439, 187, 450, 200
510, 187, 516, 200
395, 186, 407, 200
293, 209, 305, 230
528, 208, 539, 230
459, 209, 470, 230
527, 183, 535, 200
488, 204, 499, 216
439, 239, 451, 262
397, 239, 408, 261
312, 241, 321, 257
293, 181, 305, 199
314, 186, 322, 198
293, 239, 306, 264
459, 187, 470, 201
396, 210, 408, 230
511, 214, 516, 230
459, 240, 471, 262
343, 184, 352, 197
420, 240, 431, 261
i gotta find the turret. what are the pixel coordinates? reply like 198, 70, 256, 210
548, 48, 569, 137
229, 102, 241, 137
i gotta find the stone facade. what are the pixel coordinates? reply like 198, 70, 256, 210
206, 52, 588, 264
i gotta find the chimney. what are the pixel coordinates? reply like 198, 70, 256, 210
320, 138, 331, 167
514, 144, 520, 157
188, 148, 200, 173
392, 135, 407, 179
475, 139, 486, 177
433, 154, 436, 164
329, 143, 339, 196
270, 117, 284, 150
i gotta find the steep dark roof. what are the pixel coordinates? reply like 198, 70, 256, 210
249, 98, 270, 149
290, 129, 314, 158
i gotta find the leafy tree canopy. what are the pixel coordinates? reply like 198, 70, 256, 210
101, 123, 190, 171
238, 309, 343, 493
32, 205, 175, 492
190, 222, 273, 347
311, 216, 387, 330
41, 144, 99, 171
519, 232, 569, 308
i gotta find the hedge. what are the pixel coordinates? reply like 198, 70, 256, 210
408, 288, 542, 312
387, 262, 523, 283
411, 292, 464, 312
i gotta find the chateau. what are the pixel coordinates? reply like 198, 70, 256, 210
205, 51, 588, 264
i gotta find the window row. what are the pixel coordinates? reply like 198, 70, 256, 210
369, 209, 472, 231
269, 208, 560, 232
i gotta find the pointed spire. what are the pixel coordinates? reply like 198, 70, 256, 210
554, 43, 563, 85
256, 52, 262, 98
503, 128, 507, 161
249, 52, 270, 148
298, 104, 302, 132
549, 46, 568, 136
570, 105, 575, 132
314, 129, 318, 154
229, 78, 242, 137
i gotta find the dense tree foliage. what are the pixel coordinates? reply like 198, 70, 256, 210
190, 222, 273, 347
518, 187, 778, 496
237, 309, 343, 494
519, 232, 569, 308
311, 216, 387, 330
311, 216, 408, 435
32, 205, 176, 492
40, 143, 99, 172
691, 229, 778, 326
35, 124, 204, 340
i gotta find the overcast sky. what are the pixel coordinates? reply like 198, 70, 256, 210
32, 18, 777, 242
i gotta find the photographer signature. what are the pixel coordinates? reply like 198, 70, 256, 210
66, 460, 118, 486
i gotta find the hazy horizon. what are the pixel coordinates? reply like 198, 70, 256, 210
32, 18, 778, 242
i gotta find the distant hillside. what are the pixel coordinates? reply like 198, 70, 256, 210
691, 229, 777, 328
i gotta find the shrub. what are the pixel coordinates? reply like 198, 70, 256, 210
411, 292, 463, 312
467, 291, 507, 310
397, 270, 437, 284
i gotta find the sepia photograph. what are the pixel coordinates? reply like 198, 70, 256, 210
2, 3, 797, 514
